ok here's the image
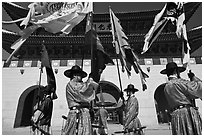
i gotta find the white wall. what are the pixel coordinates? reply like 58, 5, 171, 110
2, 64, 202, 134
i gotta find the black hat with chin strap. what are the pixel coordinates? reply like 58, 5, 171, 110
160, 62, 186, 75
124, 84, 139, 93
64, 65, 87, 78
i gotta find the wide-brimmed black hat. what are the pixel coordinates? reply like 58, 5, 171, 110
160, 62, 186, 75
124, 84, 139, 92
64, 65, 87, 78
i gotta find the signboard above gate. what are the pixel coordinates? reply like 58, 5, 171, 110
94, 22, 111, 32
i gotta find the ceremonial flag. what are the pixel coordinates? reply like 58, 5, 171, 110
142, 3, 167, 54
142, 2, 190, 66
142, 2, 178, 54
109, 8, 148, 91
181, 25, 190, 66
41, 44, 57, 99
85, 12, 114, 82
5, 25, 40, 64
41, 44, 51, 69
96, 36, 115, 71
20, 3, 36, 28
176, 3, 191, 66
23, 2, 93, 34
5, 2, 92, 63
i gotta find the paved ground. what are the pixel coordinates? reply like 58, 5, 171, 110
108, 123, 172, 135
2, 123, 171, 135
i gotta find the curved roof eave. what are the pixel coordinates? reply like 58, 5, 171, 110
6, 2, 27, 10
190, 26, 202, 31
2, 29, 17, 34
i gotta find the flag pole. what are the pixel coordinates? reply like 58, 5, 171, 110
37, 67, 43, 107
99, 85, 105, 105
81, 44, 85, 70
109, 7, 123, 92
181, 35, 196, 107
109, 8, 125, 121
37, 41, 44, 108
115, 56, 123, 93
89, 11, 95, 77
89, 4, 97, 121
90, 10, 99, 82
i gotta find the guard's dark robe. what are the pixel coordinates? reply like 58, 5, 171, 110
164, 76, 202, 135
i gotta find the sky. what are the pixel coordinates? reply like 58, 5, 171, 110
2, 2, 202, 31
14, 2, 166, 13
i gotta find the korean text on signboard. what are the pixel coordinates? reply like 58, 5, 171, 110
94, 22, 111, 32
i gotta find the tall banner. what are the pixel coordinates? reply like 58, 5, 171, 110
41, 44, 57, 99
176, 3, 191, 66
21, 2, 93, 34
142, 2, 190, 66
5, 25, 40, 63
85, 12, 114, 82
5, 2, 92, 63
110, 8, 148, 91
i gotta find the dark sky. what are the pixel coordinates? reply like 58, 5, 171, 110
3, 2, 202, 30
93, 2, 165, 13
14, 2, 166, 12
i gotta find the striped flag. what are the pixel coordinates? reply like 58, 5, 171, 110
109, 8, 149, 91
142, 2, 178, 54
142, 19, 168, 54
176, 3, 191, 66
142, 2, 190, 67
6, 25, 40, 64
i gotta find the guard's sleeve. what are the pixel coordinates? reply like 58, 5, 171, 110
180, 78, 202, 99
87, 77, 99, 90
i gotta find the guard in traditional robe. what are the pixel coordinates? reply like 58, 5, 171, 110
31, 85, 57, 135
160, 62, 202, 135
62, 65, 98, 135
124, 84, 143, 135
31, 44, 57, 135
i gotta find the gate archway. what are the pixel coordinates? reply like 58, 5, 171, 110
13, 85, 44, 128
95, 80, 122, 107
154, 83, 171, 124
95, 80, 123, 124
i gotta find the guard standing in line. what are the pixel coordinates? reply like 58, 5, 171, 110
62, 65, 98, 135
31, 86, 57, 135
160, 62, 202, 135
31, 43, 58, 135
123, 84, 143, 135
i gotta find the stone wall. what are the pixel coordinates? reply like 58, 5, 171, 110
2, 64, 202, 134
